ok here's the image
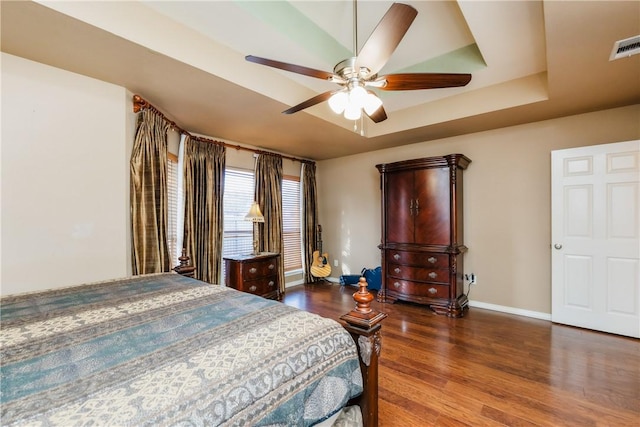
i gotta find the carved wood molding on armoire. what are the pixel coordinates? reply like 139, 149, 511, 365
376, 154, 471, 318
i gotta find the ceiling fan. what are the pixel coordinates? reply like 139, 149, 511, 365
245, 2, 472, 123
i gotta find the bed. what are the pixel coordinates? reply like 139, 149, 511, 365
1, 269, 385, 426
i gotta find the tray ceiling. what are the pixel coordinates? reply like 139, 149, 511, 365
1, 1, 638, 160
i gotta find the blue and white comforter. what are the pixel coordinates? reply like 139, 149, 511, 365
1, 273, 362, 426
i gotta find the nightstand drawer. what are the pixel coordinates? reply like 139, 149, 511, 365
243, 259, 278, 279
241, 277, 278, 296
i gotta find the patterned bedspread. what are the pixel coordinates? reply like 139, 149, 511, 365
0, 273, 363, 426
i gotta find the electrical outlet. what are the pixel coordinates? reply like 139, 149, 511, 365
333, 259, 339, 267
465, 273, 477, 285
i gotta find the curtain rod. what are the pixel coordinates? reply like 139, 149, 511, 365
132, 94, 314, 165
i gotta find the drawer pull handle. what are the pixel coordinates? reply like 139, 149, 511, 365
428, 287, 437, 295
268, 264, 275, 270
393, 253, 400, 260
394, 267, 401, 274
249, 267, 257, 274
268, 281, 275, 287
393, 282, 401, 288
427, 257, 437, 264
249, 285, 257, 292
428, 272, 437, 279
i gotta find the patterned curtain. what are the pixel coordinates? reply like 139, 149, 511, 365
130, 109, 171, 275
255, 154, 285, 294
182, 136, 226, 284
301, 162, 319, 283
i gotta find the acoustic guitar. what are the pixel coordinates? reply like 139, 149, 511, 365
311, 225, 331, 278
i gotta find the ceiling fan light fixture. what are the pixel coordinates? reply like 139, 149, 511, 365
328, 91, 348, 114
363, 92, 383, 115
348, 85, 368, 109
344, 103, 362, 120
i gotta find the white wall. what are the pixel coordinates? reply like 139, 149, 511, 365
0, 53, 304, 295
1, 53, 132, 295
317, 104, 640, 315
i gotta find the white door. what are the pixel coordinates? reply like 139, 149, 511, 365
551, 140, 640, 338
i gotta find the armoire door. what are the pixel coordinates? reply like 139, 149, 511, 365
386, 170, 415, 243
414, 167, 451, 245
551, 140, 639, 338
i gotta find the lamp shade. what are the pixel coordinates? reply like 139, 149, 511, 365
244, 202, 265, 223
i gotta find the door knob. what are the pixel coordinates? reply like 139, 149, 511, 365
554, 243, 562, 250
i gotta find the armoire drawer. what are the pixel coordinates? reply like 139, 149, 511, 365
387, 279, 450, 299
387, 263, 449, 284
386, 251, 449, 269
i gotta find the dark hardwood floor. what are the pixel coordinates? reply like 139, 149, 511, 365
282, 283, 640, 426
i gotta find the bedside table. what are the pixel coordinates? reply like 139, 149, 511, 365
223, 252, 281, 300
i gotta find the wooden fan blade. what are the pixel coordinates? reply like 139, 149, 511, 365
378, 73, 472, 90
355, 3, 418, 76
246, 55, 334, 80
365, 105, 388, 123
282, 91, 335, 114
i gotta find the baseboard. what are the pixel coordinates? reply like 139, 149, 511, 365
469, 300, 551, 321
286, 277, 340, 288
284, 281, 551, 321
285, 278, 305, 288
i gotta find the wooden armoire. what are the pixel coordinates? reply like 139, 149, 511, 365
376, 154, 471, 317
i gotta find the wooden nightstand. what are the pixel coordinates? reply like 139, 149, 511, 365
223, 252, 281, 300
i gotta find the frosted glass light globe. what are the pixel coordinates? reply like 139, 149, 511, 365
328, 91, 348, 114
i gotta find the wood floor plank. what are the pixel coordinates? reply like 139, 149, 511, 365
479, 405, 540, 427
282, 283, 640, 426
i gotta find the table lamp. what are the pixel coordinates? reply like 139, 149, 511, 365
245, 202, 265, 255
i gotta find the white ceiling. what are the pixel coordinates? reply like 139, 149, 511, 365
1, 1, 639, 160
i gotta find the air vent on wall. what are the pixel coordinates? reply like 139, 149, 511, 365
610, 35, 640, 61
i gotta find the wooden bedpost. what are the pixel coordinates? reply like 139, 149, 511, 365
173, 249, 196, 277
341, 277, 387, 427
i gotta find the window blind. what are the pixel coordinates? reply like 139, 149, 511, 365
167, 153, 179, 267
282, 175, 302, 272
222, 168, 255, 264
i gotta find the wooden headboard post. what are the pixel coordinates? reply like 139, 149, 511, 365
173, 249, 196, 278
341, 277, 387, 427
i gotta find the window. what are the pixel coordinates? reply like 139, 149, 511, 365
168, 159, 302, 277
221, 169, 303, 277
282, 175, 302, 272
222, 168, 255, 263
